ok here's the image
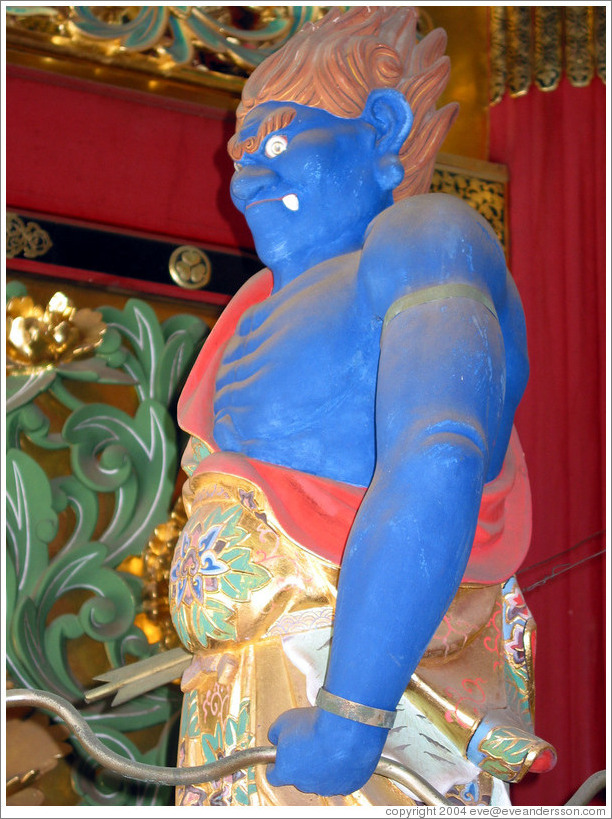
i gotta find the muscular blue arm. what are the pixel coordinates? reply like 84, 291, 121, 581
327, 292, 504, 690
268, 294, 506, 795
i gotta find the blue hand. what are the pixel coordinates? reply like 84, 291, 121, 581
266, 706, 388, 796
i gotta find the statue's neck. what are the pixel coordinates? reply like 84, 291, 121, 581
269, 236, 366, 293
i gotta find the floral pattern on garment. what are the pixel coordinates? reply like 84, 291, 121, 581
170, 503, 272, 650
176, 690, 257, 806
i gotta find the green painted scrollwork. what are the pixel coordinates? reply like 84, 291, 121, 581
5, 281, 208, 805
69, 6, 323, 69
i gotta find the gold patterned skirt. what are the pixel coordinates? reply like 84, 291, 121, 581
168, 472, 555, 807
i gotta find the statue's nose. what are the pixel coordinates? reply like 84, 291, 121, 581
231, 165, 279, 205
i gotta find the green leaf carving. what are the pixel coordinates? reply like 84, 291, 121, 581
50, 475, 100, 553
6, 370, 56, 413
63, 400, 176, 563
6, 279, 28, 300
100, 300, 206, 406
100, 300, 164, 402
155, 317, 206, 407
5, 449, 56, 599
57, 358, 137, 384
5, 283, 207, 805
9, 597, 74, 694
6, 398, 67, 452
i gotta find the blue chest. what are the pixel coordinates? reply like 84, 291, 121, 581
212, 257, 381, 486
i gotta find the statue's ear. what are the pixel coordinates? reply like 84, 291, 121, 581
363, 88, 413, 155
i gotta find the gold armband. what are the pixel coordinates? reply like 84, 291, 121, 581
383, 283, 498, 333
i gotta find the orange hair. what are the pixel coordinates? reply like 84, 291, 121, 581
230, 6, 458, 200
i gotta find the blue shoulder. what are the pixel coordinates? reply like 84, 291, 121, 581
358, 193, 507, 317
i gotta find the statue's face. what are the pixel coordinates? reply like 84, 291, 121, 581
230, 101, 394, 285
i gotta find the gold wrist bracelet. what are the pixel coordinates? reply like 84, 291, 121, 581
315, 687, 396, 729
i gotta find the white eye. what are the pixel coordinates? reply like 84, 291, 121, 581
264, 134, 288, 158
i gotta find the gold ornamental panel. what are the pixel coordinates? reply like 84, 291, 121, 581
507, 7, 533, 98
432, 152, 508, 253
489, 5, 606, 104
6, 213, 53, 260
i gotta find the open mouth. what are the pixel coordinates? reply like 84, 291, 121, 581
246, 194, 299, 212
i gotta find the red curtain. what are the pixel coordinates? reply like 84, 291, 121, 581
489, 78, 607, 806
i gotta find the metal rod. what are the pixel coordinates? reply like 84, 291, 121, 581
6, 687, 450, 805
565, 770, 606, 806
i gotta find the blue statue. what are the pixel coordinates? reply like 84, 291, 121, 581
170, 7, 555, 806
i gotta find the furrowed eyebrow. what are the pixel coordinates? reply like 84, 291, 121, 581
228, 106, 297, 161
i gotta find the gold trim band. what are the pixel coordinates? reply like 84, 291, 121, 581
315, 687, 396, 730
383, 283, 498, 333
